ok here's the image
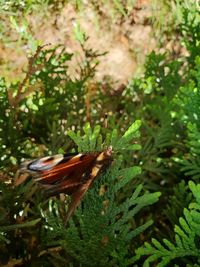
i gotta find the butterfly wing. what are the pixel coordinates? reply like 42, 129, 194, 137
19, 147, 113, 223
64, 147, 113, 223
27, 152, 99, 195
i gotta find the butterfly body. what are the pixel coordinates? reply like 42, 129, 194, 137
20, 147, 112, 222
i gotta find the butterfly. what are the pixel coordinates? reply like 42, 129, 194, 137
19, 146, 113, 222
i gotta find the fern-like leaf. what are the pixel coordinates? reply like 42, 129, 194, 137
135, 181, 200, 267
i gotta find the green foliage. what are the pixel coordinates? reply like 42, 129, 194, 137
0, 122, 160, 266
1, 1, 200, 266
68, 120, 141, 152
180, 2, 200, 65
179, 123, 200, 181
135, 181, 200, 267
38, 123, 160, 266
173, 56, 200, 183
0, 43, 104, 169
163, 180, 193, 228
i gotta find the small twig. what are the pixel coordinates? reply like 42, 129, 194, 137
1, 258, 24, 267
38, 246, 63, 257
8, 44, 50, 109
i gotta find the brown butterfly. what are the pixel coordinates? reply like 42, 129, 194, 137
19, 146, 113, 222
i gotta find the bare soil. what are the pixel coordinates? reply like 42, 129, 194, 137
0, 0, 157, 85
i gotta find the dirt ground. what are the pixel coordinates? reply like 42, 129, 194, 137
0, 0, 157, 85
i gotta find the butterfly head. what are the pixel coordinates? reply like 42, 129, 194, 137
105, 146, 112, 157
